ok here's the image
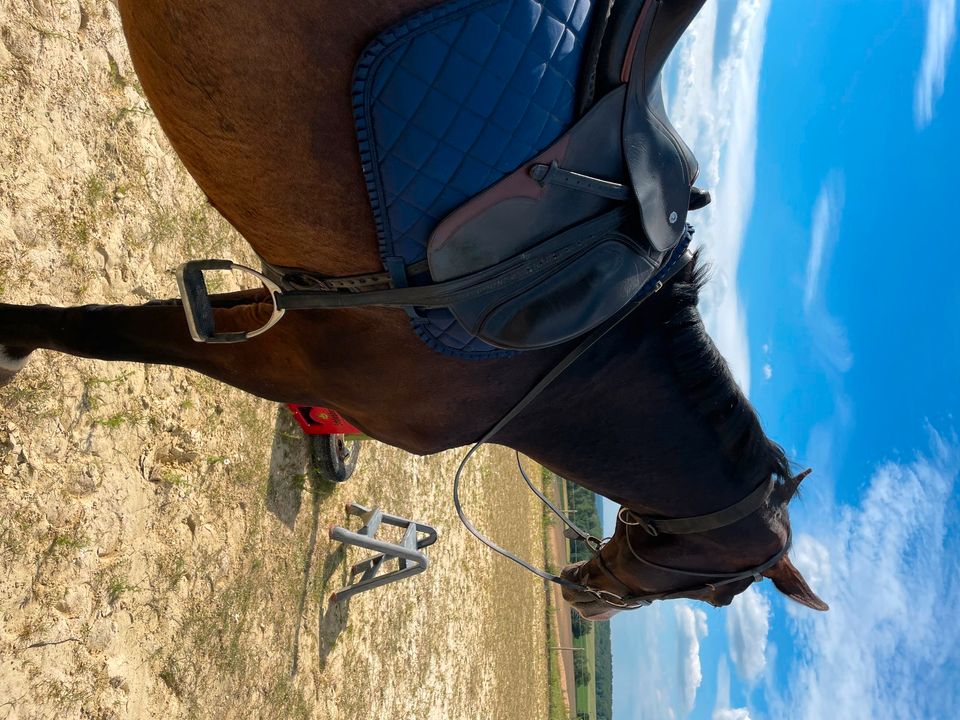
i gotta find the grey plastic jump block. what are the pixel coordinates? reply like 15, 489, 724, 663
327, 502, 438, 603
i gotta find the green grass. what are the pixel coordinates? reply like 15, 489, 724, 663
82, 372, 133, 413
85, 175, 109, 208
159, 471, 188, 489
107, 54, 126, 90
154, 551, 187, 591
52, 533, 86, 551
29, 22, 74, 44
41, 529, 87, 562
93, 413, 136, 429
105, 574, 134, 605
2, 379, 54, 412
542, 467, 571, 720
548, 468, 600, 720
546, 603, 569, 720
84, 371, 132, 390
0, 519, 24, 558
572, 624, 598, 719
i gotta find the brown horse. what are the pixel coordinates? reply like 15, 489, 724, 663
0, 0, 826, 618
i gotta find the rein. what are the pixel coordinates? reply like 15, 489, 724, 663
449, 239, 790, 609
451, 241, 693, 594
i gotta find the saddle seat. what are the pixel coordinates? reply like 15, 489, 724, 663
427, 0, 707, 350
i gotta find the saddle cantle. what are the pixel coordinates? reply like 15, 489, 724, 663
427, 0, 706, 349
177, 0, 708, 350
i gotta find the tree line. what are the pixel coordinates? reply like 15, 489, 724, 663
565, 480, 613, 720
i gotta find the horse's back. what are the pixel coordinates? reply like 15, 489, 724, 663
117, 0, 438, 274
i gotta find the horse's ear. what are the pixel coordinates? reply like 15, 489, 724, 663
774, 468, 812, 504
763, 554, 828, 611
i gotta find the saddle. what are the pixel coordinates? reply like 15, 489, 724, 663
177, 0, 708, 349
428, 0, 706, 348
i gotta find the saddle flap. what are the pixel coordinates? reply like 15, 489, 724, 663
623, 78, 694, 251
447, 220, 660, 350
428, 88, 628, 283
621, 2, 699, 252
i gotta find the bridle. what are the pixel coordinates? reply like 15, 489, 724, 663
589, 501, 791, 609
450, 238, 793, 611
458, 452, 791, 610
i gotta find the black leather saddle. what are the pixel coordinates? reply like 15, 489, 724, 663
178, 0, 709, 348
426, 0, 706, 349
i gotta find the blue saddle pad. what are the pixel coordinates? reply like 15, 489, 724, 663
353, 0, 595, 358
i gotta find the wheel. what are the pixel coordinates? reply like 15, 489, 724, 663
311, 434, 360, 483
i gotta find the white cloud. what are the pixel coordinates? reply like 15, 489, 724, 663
802, 179, 835, 310
789, 533, 831, 601
713, 709, 752, 720
803, 174, 852, 375
762, 363, 772, 380
800, 393, 853, 505
712, 656, 753, 720
666, 0, 773, 395
614, 603, 689, 720
725, 586, 770, 684
772, 431, 960, 720
675, 605, 709, 715
914, 0, 957, 128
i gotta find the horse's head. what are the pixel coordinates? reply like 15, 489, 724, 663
559, 468, 827, 620
498, 256, 828, 621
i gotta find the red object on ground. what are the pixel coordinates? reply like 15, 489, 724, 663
287, 405, 362, 436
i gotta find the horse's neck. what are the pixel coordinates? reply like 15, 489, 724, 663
497, 321, 742, 516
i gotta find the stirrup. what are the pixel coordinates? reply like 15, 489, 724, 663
176, 260, 285, 343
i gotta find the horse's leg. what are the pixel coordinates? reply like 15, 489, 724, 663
0, 297, 319, 402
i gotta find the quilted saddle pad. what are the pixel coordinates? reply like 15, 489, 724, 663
353, 0, 596, 358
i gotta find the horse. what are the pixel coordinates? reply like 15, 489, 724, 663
0, 0, 827, 619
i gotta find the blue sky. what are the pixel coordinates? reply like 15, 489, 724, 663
603, 2, 960, 718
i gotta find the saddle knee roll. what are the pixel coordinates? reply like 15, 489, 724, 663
449, 239, 659, 350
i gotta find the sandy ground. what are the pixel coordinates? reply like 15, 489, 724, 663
0, 2, 550, 718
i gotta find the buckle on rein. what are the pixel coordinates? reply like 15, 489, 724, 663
176, 260, 285, 344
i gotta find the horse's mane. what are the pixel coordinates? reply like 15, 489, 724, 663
658, 252, 792, 487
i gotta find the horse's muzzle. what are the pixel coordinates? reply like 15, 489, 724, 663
558, 562, 619, 620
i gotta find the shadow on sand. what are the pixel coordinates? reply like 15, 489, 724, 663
263, 407, 352, 676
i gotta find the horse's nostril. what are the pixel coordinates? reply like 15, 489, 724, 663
560, 562, 583, 583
